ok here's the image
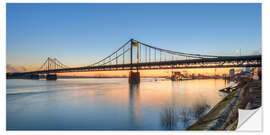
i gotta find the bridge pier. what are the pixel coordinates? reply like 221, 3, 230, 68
46, 73, 57, 80
30, 74, 40, 79
129, 71, 140, 84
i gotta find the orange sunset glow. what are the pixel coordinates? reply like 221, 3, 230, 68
6, 3, 262, 131
57, 68, 243, 77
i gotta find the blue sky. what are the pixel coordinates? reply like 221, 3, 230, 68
6, 3, 261, 69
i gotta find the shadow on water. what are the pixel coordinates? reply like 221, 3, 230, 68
129, 83, 140, 129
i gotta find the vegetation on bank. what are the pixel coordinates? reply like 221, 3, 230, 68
187, 79, 261, 130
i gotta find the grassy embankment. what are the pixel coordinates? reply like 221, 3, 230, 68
187, 79, 261, 130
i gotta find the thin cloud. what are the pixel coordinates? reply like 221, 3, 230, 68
6, 64, 27, 73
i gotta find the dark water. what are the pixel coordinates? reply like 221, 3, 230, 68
6, 78, 229, 130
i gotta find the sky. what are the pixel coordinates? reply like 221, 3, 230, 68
6, 3, 261, 73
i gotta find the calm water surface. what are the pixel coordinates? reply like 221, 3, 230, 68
7, 78, 229, 130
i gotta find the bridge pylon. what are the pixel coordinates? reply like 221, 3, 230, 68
129, 39, 140, 84
38, 57, 68, 80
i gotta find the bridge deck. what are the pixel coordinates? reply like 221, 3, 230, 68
18, 55, 261, 75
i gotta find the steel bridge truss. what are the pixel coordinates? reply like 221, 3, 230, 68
22, 39, 261, 74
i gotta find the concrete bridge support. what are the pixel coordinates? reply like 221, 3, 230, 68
30, 74, 40, 79
46, 73, 57, 80
129, 71, 140, 84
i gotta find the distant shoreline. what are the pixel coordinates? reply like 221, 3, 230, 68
6, 76, 169, 79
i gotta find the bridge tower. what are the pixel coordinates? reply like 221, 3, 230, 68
39, 57, 68, 80
129, 39, 140, 84
45, 58, 57, 80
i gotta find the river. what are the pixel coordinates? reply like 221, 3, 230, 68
7, 78, 228, 130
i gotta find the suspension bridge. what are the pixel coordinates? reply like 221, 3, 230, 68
9, 39, 261, 83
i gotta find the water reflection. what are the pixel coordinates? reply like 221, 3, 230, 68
191, 99, 210, 119
160, 103, 211, 129
160, 104, 177, 130
160, 81, 213, 130
159, 81, 180, 130
129, 84, 140, 129
7, 78, 228, 130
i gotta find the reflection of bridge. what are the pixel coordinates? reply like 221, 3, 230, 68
13, 39, 261, 83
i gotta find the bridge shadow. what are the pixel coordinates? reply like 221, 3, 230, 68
128, 83, 141, 129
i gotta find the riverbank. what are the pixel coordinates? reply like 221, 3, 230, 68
187, 79, 261, 130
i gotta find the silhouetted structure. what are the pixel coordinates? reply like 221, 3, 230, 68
10, 39, 261, 83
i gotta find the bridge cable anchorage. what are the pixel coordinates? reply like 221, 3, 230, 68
39, 57, 69, 71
